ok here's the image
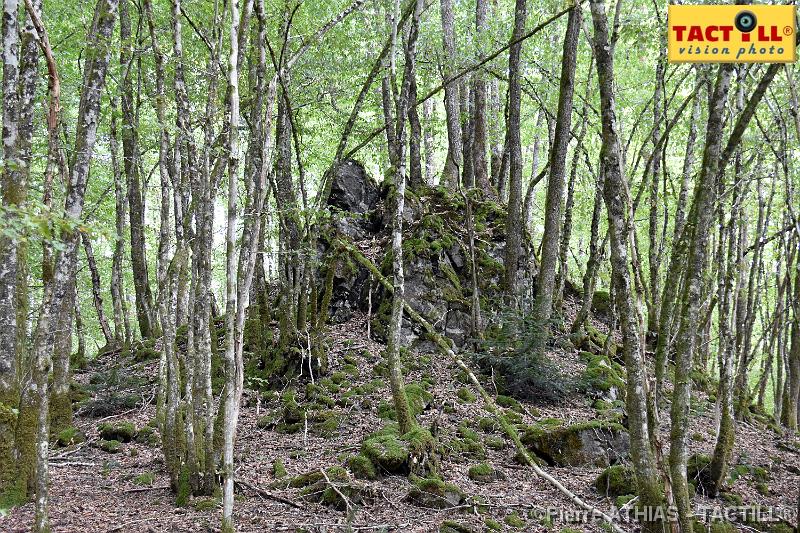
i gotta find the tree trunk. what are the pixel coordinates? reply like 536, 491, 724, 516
27, 0, 119, 527
471, 0, 489, 192
121, 0, 155, 339
82, 232, 114, 347
502, 0, 527, 293
439, 0, 461, 188
0, 0, 22, 496
529, 4, 580, 340
589, 2, 666, 531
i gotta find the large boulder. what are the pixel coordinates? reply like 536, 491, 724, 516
522, 420, 630, 467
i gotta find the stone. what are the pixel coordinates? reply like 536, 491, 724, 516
522, 420, 629, 467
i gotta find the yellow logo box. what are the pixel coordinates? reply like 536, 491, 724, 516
668, 5, 796, 63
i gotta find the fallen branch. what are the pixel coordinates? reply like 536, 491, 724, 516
319, 467, 353, 518
236, 479, 302, 509
338, 237, 627, 533
122, 485, 171, 493
48, 461, 96, 467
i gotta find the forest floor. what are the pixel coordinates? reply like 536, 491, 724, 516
2, 309, 800, 533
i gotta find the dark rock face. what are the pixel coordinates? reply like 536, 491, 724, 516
329, 160, 380, 215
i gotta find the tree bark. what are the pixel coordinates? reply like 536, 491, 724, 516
502, 0, 527, 293
439, 0, 461, 188
589, 2, 666, 531
529, 4, 581, 347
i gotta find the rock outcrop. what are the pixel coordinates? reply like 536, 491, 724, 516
323, 161, 533, 348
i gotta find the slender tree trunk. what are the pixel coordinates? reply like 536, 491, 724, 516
121, 0, 155, 339
439, 0, 461, 188
0, 0, 22, 496
82, 232, 114, 347
221, 0, 242, 526
27, 0, 118, 527
588, 3, 666, 531
502, 0, 527, 293
471, 0, 489, 192
528, 5, 581, 337
109, 99, 131, 346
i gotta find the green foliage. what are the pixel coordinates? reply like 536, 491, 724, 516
474, 307, 571, 403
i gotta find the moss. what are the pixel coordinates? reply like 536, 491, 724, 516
478, 417, 498, 433
310, 410, 340, 436
342, 364, 360, 378
292, 466, 349, 490
504, 512, 526, 528
615, 494, 635, 508
361, 429, 409, 473
193, 496, 220, 511
485, 436, 505, 450
133, 425, 159, 447
495, 395, 523, 412
755, 482, 769, 496
709, 521, 737, 533
56, 426, 86, 447
467, 463, 499, 483
581, 354, 626, 393
687, 454, 712, 491
98, 421, 136, 443
484, 518, 502, 531
175, 463, 191, 507
595, 465, 636, 498
272, 458, 287, 478
347, 454, 377, 480
456, 387, 476, 403
439, 520, 475, 533
591, 290, 612, 315
98, 439, 122, 453
406, 383, 433, 416
134, 472, 155, 486
720, 492, 743, 506
407, 475, 465, 509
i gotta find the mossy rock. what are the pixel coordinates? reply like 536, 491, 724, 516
581, 354, 626, 396
309, 410, 340, 436
595, 464, 636, 498
193, 497, 220, 511
407, 475, 466, 509
439, 520, 476, 533
346, 454, 377, 480
484, 518, 502, 531
296, 467, 374, 510
132, 339, 160, 362
290, 466, 349, 489
98, 421, 136, 443
709, 521, 737, 533
495, 395, 523, 412
361, 425, 437, 475
591, 290, 612, 316
522, 420, 629, 467
720, 491, 743, 506
615, 494, 636, 508
56, 426, 86, 447
467, 463, 503, 483
478, 417, 499, 433
133, 425, 160, 447
484, 436, 505, 450
98, 439, 122, 453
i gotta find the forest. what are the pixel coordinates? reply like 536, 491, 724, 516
0, 0, 799, 531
